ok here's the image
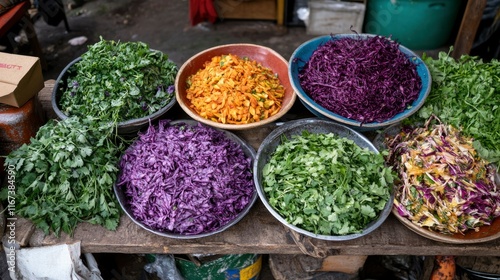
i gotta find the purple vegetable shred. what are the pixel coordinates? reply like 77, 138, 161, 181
298, 35, 422, 123
117, 120, 254, 235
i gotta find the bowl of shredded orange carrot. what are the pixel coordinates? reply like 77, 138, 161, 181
175, 44, 296, 130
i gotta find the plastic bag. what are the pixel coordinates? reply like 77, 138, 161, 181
2, 239, 103, 280
360, 255, 424, 280
144, 254, 184, 280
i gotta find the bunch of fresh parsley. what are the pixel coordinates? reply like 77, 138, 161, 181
3, 117, 126, 236
417, 50, 500, 166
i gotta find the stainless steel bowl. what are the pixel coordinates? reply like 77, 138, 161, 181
114, 119, 257, 239
52, 57, 178, 137
253, 118, 394, 241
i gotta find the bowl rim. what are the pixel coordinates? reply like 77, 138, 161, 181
51, 54, 178, 129
253, 117, 395, 241
175, 43, 297, 130
288, 33, 432, 130
114, 119, 258, 239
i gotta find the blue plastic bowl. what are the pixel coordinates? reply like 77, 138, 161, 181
289, 34, 431, 131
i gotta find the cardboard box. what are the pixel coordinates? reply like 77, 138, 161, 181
0, 52, 44, 107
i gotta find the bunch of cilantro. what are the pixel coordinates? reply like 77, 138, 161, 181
59, 37, 177, 124
416, 50, 500, 166
3, 117, 126, 236
262, 131, 396, 236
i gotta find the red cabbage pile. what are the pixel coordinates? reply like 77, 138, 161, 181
298, 35, 422, 123
117, 120, 254, 235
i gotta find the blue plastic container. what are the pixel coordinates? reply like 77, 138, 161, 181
363, 0, 462, 50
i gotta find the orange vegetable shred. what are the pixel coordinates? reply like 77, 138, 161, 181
186, 54, 285, 124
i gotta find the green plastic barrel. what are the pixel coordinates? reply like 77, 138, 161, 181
363, 0, 462, 50
176, 254, 262, 280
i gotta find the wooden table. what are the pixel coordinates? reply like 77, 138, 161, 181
13, 80, 500, 257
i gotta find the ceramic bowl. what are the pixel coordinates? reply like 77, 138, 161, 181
253, 118, 394, 241
175, 43, 296, 130
289, 34, 431, 131
374, 123, 500, 244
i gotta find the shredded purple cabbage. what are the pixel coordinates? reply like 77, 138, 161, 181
117, 120, 254, 235
298, 35, 422, 123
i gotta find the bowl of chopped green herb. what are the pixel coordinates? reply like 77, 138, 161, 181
52, 38, 178, 136
253, 118, 397, 241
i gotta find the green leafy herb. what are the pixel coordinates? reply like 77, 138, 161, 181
4, 117, 126, 236
59, 37, 178, 124
416, 50, 500, 166
262, 131, 395, 235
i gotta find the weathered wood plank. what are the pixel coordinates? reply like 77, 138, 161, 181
18, 200, 500, 256
452, 0, 487, 59
24, 201, 301, 254
214, 0, 277, 21
11, 217, 35, 247
36, 79, 58, 120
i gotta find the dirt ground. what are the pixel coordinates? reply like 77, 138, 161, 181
33, 0, 317, 81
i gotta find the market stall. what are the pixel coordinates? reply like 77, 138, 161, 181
1, 6, 500, 274
8, 80, 499, 258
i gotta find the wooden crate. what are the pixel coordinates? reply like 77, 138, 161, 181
269, 254, 367, 279
214, 0, 277, 20
306, 0, 366, 35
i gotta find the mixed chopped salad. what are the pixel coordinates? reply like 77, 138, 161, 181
384, 116, 500, 235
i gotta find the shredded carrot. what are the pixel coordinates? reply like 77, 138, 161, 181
186, 54, 285, 124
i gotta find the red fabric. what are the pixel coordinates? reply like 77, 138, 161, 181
189, 0, 217, 26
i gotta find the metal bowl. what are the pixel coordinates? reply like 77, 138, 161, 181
253, 118, 394, 241
52, 56, 177, 136
114, 119, 258, 239
288, 33, 431, 132
175, 43, 296, 130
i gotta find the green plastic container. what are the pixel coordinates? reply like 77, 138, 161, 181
176, 254, 262, 280
363, 0, 462, 50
